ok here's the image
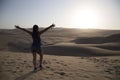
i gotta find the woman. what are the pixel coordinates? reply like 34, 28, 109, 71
15, 24, 55, 71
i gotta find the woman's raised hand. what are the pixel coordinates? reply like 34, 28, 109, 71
15, 25, 20, 29
50, 24, 55, 28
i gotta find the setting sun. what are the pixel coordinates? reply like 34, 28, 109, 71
72, 7, 101, 29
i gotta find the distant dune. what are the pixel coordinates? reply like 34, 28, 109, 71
71, 33, 120, 44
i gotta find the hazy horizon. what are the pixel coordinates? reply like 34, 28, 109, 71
0, 0, 120, 30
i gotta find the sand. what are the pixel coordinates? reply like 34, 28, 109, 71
0, 51, 120, 80
0, 28, 120, 80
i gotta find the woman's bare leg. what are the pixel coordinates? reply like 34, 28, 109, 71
40, 53, 43, 66
38, 52, 43, 67
32, 52, 37, 69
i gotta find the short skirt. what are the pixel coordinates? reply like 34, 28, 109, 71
31, 44, 42, 53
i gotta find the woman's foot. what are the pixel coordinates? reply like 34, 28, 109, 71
33, 67, 37, 72
39, 64, 43, 69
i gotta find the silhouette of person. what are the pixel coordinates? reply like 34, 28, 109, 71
15, 24, 55, 72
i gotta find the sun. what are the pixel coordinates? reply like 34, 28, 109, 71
72, 7, 100, 29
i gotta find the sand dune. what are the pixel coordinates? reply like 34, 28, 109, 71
71, 33, 120, 44
43, 42, 120, 56
0, 28, 120, 80
0, 28, 120, 55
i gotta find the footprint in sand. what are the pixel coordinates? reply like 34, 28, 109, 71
6, 55, 10, 58
19, 70, 23, 72
43, 60, 51, 64
1, 61, 5, 64
7, 61, 15, 64
12, 71, 17, 73
45, 66, 50, 69
104, 69, 113, 74
55, 61, 67, 66
52, 59, 57, 61
16, 66, 20, 69
17, 58, 22, 60
24, 60, 27, 63
54, 71, 66, 76
5, 69, 12, 72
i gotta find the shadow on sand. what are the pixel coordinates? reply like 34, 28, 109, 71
15, 71, 34, 80
15, 68, 42, 80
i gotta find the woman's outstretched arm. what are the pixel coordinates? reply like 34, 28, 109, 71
15, 25, 32, 35
40, 24, 55, 34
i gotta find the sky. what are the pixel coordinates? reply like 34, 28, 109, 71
0, 0, 120, 29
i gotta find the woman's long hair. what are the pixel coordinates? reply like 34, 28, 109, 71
33, 25, 38, 32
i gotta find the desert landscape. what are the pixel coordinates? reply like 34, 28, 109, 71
0, 28, 120, 80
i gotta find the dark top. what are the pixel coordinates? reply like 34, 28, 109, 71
32, 31, 41, 46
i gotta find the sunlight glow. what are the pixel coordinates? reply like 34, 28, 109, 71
72, 7, 101, 29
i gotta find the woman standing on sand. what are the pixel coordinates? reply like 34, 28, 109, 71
15, 24, 55, 71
